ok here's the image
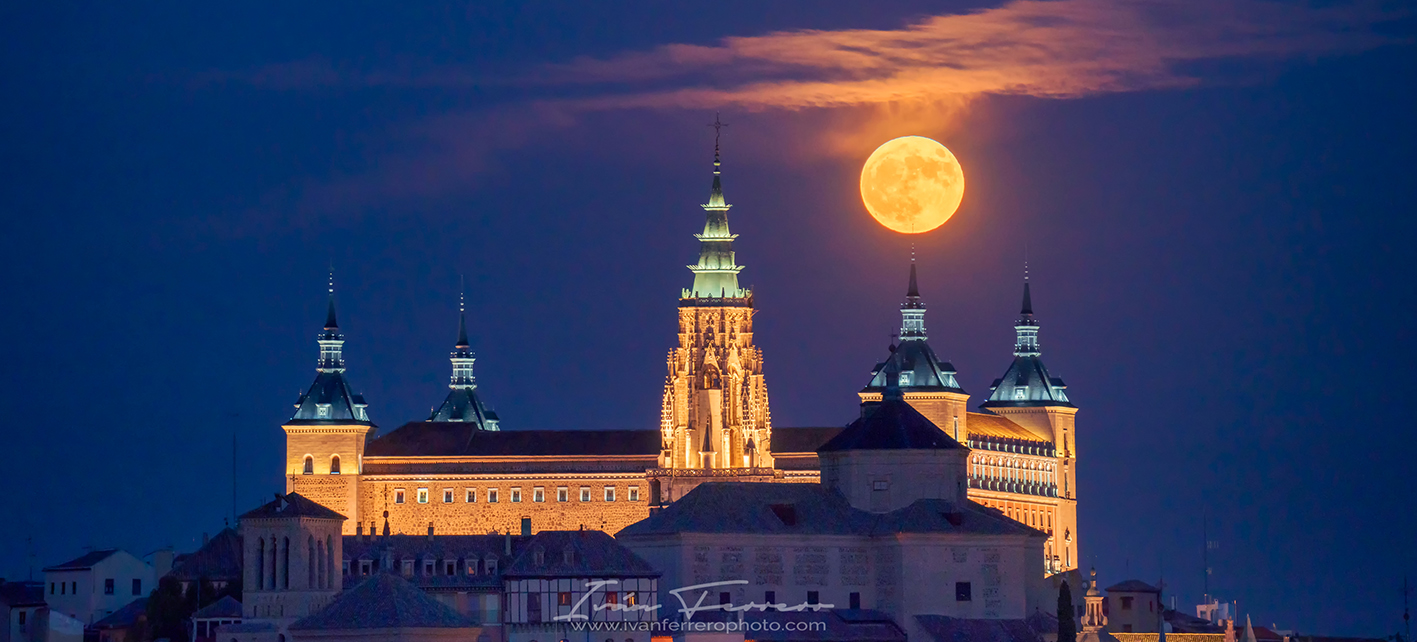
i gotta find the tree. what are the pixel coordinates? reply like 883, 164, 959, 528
1058, 580, 1077, 642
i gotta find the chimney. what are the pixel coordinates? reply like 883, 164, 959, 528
520, 518, 532, 536
504, 532, 511, 555
153, 548, 174, 578
357, 523, 364, 542
427, 523, 435, 541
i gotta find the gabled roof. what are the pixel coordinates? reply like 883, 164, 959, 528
93, 597, 149, 630
818, 397, 964, 453
861, 340, 964, 394
168, 528, 242, 581
43, 549, 121, 571
365, 423, 660, 458
1106, 579, 1160, 593
616, 482, 1043, 539
289, 371, 373, 425
289, 573, 475, 631
192, 595, 243, 620
239, 492, 346, 521
503, 530, 659, 578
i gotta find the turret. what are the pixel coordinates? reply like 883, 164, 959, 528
428, 291, 501, 429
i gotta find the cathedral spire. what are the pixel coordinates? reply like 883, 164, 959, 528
317, 273, 345, 373
685, 115, 747, 300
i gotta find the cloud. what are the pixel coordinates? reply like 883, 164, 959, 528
538, 0, 1402, 111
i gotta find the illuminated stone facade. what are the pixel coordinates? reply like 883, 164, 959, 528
278, 147, 1081, 575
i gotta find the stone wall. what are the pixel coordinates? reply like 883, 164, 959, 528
357, 474, 653, 535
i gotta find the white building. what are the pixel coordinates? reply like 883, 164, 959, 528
41, 550, 154, 626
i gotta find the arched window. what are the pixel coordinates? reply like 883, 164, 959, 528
303, 456, 314, 475
256, 538, 265, 589
330, 455, 341, 475
326, 535, 335, 589
307, 537, 316, 588
282, 537, 291, 589
317, 540, 326, 589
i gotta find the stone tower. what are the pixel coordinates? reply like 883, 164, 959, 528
979, 275, 1080, 571
654, 130, 773, 503
283, 278, 375, 535
239, 492, 345, 628
859, 259, 971, 442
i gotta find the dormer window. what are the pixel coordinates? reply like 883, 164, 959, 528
898, 371, 913, 386
1013, 386, 1028, 400
401, 559, 414, 576
354, 406, 368, 421
316, 404, 331, 418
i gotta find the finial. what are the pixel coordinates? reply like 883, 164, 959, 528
459, 275, 466, 314
708, 113, 728, 171
323, 269, 339, 330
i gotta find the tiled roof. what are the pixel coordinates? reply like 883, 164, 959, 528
289, 573, 476, 631
93, 598, 149, 629
915, 615, 1046, 642
616, 482, 1043, 539
818, 398, 964, 452
239, 492, 346, 521
503, 530, 659, 578
771, 427, 843, 454
343, 534, 531, 590
1106, 579, 1161, 593
966, 413, 1050, 444
365, 423, 660, 458
168, 528, 242, 581
0, 581, 45, 607
192, 595, 243, 619
43, 549, 121, 571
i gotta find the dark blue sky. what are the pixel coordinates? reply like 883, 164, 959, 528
1, 1, 1413, 636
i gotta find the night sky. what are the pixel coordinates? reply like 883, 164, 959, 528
2, 1, 1413, 636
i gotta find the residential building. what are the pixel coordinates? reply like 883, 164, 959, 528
41, 550, 153, 627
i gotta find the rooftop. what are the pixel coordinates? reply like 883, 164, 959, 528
43, 549, 122, 572
365, 423, 661, 458
818, 397, 965, 453
239, 492, 346, 521
289, 573, 476, 631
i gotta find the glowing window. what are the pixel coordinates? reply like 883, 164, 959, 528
580, 487, 591, 502
466, 488, 476, 503
488, 489, 499, 503
330, 455, 341, 475
628, 486, 640, 502
604, 487, 616, 502
394, 489, 406, 504
510, 488, 522, 503
533, 487, 545, 503
417, 488, 429, 504
557, 487, 568, 502
443, 489, 454, 503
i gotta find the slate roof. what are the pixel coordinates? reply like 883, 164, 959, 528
289, 573, 476, 631
342, 534, 532, 591
967, 413, 1050, 445
0, 581, 45, 607
168, 528, 242, 581
92, 598, 149, 630
1106, 579, 1161, 593
289, 371, 373, 425
192, 595, 243, 619
365, 423, 661, 458
818, 398, 964, 452
43, 549, 121, 571
862, 340, 964, 394
429, 387, 501, 427
616, 482, 1044, 539
915, 614, 1046, 642
239, 492, 346, 521
504, 530, 659, 578
771, 427, 844, 453
979, 355, 1073, 409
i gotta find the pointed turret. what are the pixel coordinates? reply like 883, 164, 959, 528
862, 258, 963, 393
291, 275, 371, 425
981, 271, 1072, 408
428, 292, 500, 429
684, 117, 747, 300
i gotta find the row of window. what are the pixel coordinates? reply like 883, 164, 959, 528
48, 579, 141, 596
393, 485, 640, 505
302, 455, 341, 475
350, 555, 500, 577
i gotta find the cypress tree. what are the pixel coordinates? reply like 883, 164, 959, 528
1058, 580, 1077, 642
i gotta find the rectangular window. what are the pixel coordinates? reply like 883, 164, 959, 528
60, 583, 65, 595
71, 582, 76, 595
604, 486, 616, 502
394, 489, 406, 504
443, 489, 454, 503
466, 488, 476, 503
850, 592, 861, 609
49, 583, 54, 595
402, 560, 414, 577
485, 557, 498, 574
466, 559, 478, 576
558, 592, 572, 606
557, 487, 569, 502
626, 591, 638, 607
488, 489, 499, 503
342, 560, 351, 576
132, 579, 141, 596
606, 591, 620, 606
533, 487, 545, 503
417, 488, 430, 504
580, 487, 591, 502
17, 611, 25, 626
445, 560, 456, 576
1121, 596, 1134, 610
956, 582, 972, 602
807, 591, 819, 605
360, 560, 372, 575
628, 486, 640, 502
510, 488, 522, 503
423, 560, 434, 576
104, 579, 114, 595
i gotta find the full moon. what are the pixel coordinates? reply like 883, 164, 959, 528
860, 136, 965, 234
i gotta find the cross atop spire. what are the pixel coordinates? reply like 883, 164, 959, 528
706, 113, 729, 210
686, 115, 747, 300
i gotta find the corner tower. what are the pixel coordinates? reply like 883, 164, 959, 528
655, 127, 773, 503
283, 278, 375, 535
859, 259, 971, 443
979, 274, 1079, 571
428, 293, 501, 429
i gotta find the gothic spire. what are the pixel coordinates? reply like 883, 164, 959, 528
685, 115, 747, 300
317, 273, 345, 372
900, 255, 927, 340
1013, 270, 1040, 358
449, 291, 475, 388
981, 268, 1073, 408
